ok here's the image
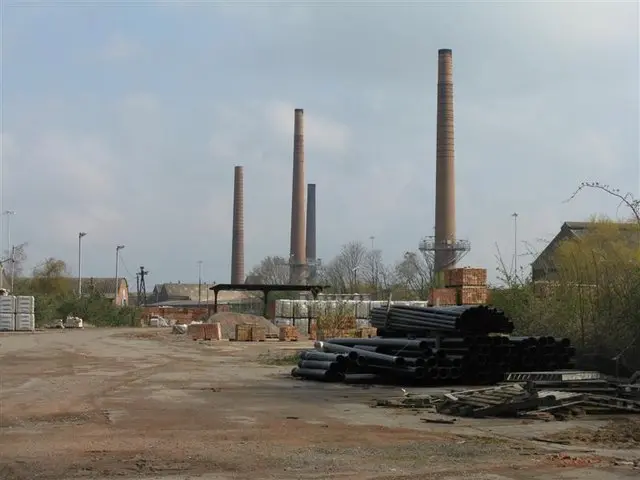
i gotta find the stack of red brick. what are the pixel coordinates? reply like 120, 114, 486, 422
429, 268, 489, 306
279, 326, 299, 342
234, 324, 266, 342
188, 322, 222, 341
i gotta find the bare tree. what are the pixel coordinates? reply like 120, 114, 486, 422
566, 182, 640, 225
247, 256, 290, 284
360, 248, 394, 298
394, 251, 434, 299
31, 257, 70, 294
324, 241, 368, 293
3, 242, 28, 279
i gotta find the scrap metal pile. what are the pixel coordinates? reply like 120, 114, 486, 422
374, 371, 640, 418
291, 305, 576, 385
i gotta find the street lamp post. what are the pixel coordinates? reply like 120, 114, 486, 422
10, 245, 16, 292
78, 232, 87, 296
115, 245, 125, 303
3, 210, 16, 253
512, 213, 519, 277
2, 211, 16, 290
197, 260, 203, 306
369, 235, 376, 297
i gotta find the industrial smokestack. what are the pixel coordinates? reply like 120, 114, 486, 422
434, 48, 457, 274
306, 183, 317, 282
289, 109, 307, 285
230, 165, 245, 284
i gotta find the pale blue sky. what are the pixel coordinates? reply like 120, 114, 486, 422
1, 0, 638, 287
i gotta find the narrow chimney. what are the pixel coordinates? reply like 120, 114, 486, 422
289, 109, 307, 285
230, 165, 245, 284
434, 48, 457, 274
306, 183, 317, 282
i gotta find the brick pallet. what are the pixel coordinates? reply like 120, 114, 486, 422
188, 322, 222, 341
444, 268, 487, 288
234, 324, 266, 342
458, 286, 489, 305
250, 326, 266, 342
279, 325, 299, 342
429, 288, 457, 306
235, 324, 252, 341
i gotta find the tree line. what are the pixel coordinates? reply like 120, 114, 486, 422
3, 251, 140, 327
248, 241, 436, 300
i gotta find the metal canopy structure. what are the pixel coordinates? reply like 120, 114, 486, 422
209, 283, 331, 317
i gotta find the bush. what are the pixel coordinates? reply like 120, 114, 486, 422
491, 221, 640, 370
35, 292, 141, 327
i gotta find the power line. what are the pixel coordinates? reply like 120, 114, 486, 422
118, 252, 136, 280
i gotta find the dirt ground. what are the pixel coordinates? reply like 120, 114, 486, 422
1, 328, 639, 480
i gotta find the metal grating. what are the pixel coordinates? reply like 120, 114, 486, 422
505, 371, 603, 382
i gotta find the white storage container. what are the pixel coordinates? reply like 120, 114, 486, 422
0, 313, 14, 331
15, 313, 35, 331
274, 300, 284, 318
291, 300, 308, 319
15, 296, 35, 314
281, 300, 292, 318
0, 295, 15, 313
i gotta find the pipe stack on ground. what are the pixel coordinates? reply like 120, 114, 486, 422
370, 305, 514, 336
291, 306, 575, 385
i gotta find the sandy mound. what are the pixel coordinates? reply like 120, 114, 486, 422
547, 418, 640, 446
206, 312, 279, 339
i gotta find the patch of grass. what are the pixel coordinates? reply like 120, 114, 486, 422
257, 350, 301, 366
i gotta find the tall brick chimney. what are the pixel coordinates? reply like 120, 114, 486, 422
289, 108, 306, 285
230, 165, 245, 284
305, 183, 316, 282
434, 48, 457, 273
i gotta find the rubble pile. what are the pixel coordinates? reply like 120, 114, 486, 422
373, 371, 640, 419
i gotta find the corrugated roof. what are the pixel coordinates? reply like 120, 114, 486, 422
74, 277, 128, 297
159, 283, 249, 302
532, 221, 640, 276
562, 221, 640, 244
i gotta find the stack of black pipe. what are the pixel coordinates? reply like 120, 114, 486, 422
291, 305, 576, 385
370, 305, 514, 336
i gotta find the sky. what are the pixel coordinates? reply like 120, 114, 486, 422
0, 0, 638, 288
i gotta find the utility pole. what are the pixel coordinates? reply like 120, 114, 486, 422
3, 210, 15, 254
136, 273, 141, 306
137, 266, 149, 306
78, 232, 87, 296
369, 236, 376, 298
197, 260, 203, 306
115, 245, 125, 304
2, 211, 16, 290
512, 213, 519, 277
10, 245, 15, 292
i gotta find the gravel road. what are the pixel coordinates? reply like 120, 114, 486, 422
0, 328, 638, 479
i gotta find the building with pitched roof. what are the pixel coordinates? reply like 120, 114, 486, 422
531, 221, 639, 282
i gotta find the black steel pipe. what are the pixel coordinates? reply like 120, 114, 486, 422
298, 360, 342, 372
351, 345, 378, 352
291, 367, 344, 382
343, 373, 381, 384
325, 337, 430, 351
315, 341, 359, 361
405, 357, 426, 367
367, 365, 425, 379
352, 348, 406, 367
300, 350, 348, 365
